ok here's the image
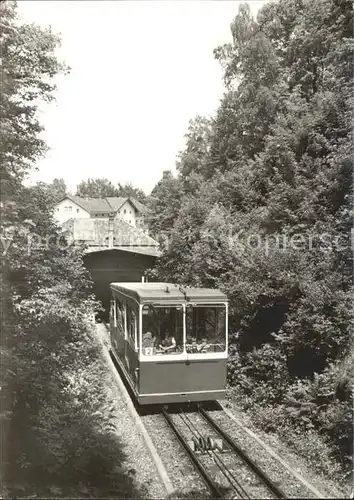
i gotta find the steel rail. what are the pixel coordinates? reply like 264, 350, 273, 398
162, 409, 224, 499
199, 408, 287, 499
180, 409, 249, 499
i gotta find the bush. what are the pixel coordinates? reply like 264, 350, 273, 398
227, 339, 353, 477
4, 289, 148, 498
228, 342, 290, 402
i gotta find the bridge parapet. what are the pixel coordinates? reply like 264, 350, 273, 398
61, 217, 160, 257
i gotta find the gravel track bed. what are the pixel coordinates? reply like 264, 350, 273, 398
171, 411, 274, 499
142, 412, 209, 498
220, 399, 347, 499
95, 323, 166, 499
207, 407, 324, 499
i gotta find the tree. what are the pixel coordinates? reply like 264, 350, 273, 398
76, 178, 119, 198
0, 0, 69, 328
212, 3, 282, 164
148, 0, 353, 473
27, 178, 68, 209
176, 115, 214, 181
47, 177, 67, 202
147, 170, 184, 239
116, 182, 148, 204
75, 178, 148, 204
0, 4, 136, 496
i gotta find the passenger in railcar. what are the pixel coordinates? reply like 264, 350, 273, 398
142, 330, 156, 348
197, 337, 211, 353
158, 329, 176, 353
186, 335, 211, 353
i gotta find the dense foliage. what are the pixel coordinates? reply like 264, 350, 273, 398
76, 177, 148, 204
0, 2, 145, 496
44, 177, 67, 202
148, 0, 353, 479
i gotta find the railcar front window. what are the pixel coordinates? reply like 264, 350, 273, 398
142, 305, 183, 355
186, 305, 226, 353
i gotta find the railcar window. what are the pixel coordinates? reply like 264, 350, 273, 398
110, 299, 115, 326
186, 305, 226, 353
126, 306, 137, 348
115, 298, 125, 336
142, 305, 183, 355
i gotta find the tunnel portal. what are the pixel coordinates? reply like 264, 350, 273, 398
83, 248, 157, 319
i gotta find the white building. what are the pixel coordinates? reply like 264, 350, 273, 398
53, 194, 148, 229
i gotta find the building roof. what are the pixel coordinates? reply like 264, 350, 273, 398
59, 194, 92, 213
129, 197, 148, 214
105, 197, 128, 212
83, 197, 112, 213
56, 195, 147, 215
110, 282, 228, 304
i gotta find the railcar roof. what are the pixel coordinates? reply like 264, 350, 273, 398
110, 282, 227, 303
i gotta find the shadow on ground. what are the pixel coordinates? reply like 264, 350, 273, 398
2, 402, 149, 499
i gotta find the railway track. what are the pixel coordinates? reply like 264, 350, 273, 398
103, 322, 289, 498
101, 322, 327, 498
161, 405, 287, 499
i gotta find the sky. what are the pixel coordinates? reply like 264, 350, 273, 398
18, 0, 267, 195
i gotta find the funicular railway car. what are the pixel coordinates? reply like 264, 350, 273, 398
109, 282, 228, 405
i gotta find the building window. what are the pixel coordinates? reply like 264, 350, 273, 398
129, 220, 131, 224
124, 209, 126, 214
77, 208, 79, 213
